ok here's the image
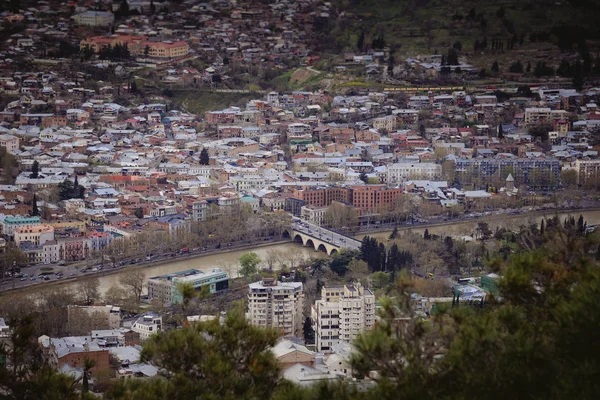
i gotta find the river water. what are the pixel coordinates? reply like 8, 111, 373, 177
64, 209, 600, 295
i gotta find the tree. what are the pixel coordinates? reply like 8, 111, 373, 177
389, 226, 399, 240
30, 161, 39, 179
526, 61, 531, 73
119, 0, 130, 18
491, 61, 500, 73
359, 172, 368, 183
81, 358, 96, 394
106, 304, 280, 399
303, 317, 315, 344
560, 169, 577, 189
498, 124, 504, 139
452, 41, 462, 52
77, 278, 101, 305
357, 31, 365, 51
134, 207, 144, 219
509, 60, 523, 73
119, 269, 145, 301
199, 148, 210, 165
239, 252, 261, 277
31, 194, 39, 217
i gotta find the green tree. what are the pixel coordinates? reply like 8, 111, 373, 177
106, 304, 280, 400
491, 61, 500, 73
134, 207, 144, 219
199, 147, 210, 165
239, 252, 261, 277
389, 226, 398, 240
303, 316, 315, 344
30, 161, 39, 179
31, 194, 39, 217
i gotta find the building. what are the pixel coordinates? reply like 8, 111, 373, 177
147, 268, 229, 304
312, 282, 375, 352
386, 162, 442, 184
272, 339, 316, 369
349, 185, 402, 212
1, 216, 41, 239
72, 11, 115, 26
454, 158, 560, 189
39, 336, 110, 376
80, 35, 189, 59
524, 107, 551, 127
575, 159, 600, 185
292, 187, 352, 208
247, 277, 304, 337
300, 205, 327, 226
14, 224, 54, 247
0, 134, 19, 154
131, 313, 162, 340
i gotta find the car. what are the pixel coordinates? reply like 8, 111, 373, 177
20, 277, 26, 281
30, 277, 36, 281
44, 276, 50, 281
91, 268, 98, 272
70, 272, 76, 276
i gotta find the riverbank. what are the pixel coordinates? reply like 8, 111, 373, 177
0, 239, 293, 297
354, 206, 600, 238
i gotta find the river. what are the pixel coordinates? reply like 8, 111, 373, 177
31, 209, 600, 296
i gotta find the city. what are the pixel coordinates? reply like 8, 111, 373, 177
0, 0, 599, 398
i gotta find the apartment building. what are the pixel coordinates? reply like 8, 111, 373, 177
0, 134, 19, 154
80, 35, 189, 59
1, 216, 40, 238
575, 159, 600, 185
14, 224, 54, 246
393, 109, 419, 126
349, 185, 402, 211
454, 158, 560, 189
247, 278, 304, 337
73, 11, 115, 26
372, 115, 396, 132
311, 282, 375, 352
292, 186, 352, 208
386, 162, 442, 184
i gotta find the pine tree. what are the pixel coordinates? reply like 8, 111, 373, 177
424, 228, 431, 240
491, 61, 500, 73
389, 226, 399, 240
199, 148, 210, 165
30, 160, 39, 179
31, 194, 39, 217
302, 317, 315, 344
498, 124, 504, 139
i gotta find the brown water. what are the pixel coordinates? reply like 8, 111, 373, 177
91, 242, 324, 295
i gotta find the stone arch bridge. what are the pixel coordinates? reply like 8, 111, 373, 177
285, 220, 362, 255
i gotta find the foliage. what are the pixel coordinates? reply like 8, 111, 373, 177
239, 252, 261, 277
58, 177, 84, 200
119, 269, 145, 301
199, 148, 210, 165
77, 277, 101, 305
303, 316, 315, 344
106, 304, 281, 400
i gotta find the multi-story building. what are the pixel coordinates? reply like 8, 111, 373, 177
72, 11, 115, 26
0, 134, 19, 154
349, 185, 403, 212
192, 200, 208, 222
131, 313, 162, 340
292, 186, 352, 208
393, 109, 419, 126
575, 159, 600, 185
372, 116, 396, 132
300, 205, 327, 226
524, 107, 552, 127
247, 277, 304, 337
88, 231, 113, 253
67, 305, 122, 330
1, 216, 40, 239
14, 224, 54, 246
312, 282, 375, 352
386, 162, 442, 184
42, 240, 60, 264
147, 268, 229, 304
80, 35, 189, 59
454, 158, 560, 189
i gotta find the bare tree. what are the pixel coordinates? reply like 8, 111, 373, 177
77, 277, 101, 305
119, 269, 146, 301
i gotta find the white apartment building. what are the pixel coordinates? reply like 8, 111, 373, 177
247, 278, 304, 337
131, 314, 162, 340
524, 107, 551, 126
300, 205, 327, 226
372, 115, 396, 132
312, 283, 375, 352
43, 240, 60, 264
386, 162, 442, 184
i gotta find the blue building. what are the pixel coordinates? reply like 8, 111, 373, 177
147, 268, 229, 304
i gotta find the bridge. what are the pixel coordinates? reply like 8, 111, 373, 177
288, 220, 362, 255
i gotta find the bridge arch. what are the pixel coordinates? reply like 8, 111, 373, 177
293, 234, 304, 244
330, 248, 338, 255
317, 244, 328, 254
305, 239, 315, 249
282, 230, 291, 239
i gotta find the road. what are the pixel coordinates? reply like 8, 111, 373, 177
292, 219, 361, 250
0, 236, 284, 293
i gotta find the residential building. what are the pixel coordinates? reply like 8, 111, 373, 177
575, 159, 600, 185
14, 224, 54, 246
72, 11, 115, 26
131, 313, 162, 340
80, 35, 189, 59
300, 205, 327, 226
349, 185, 402, 211
0, 134, 19, 154
454, 158, 560, 188
312, 282, 375, 352
2, 216, 41, 239
67, 305, 122, 330
386, 162, 442, 184
39, 336, 110, 376
148, 268, 229, 304
524, 107, 552, 127
247, 277, 304, 337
